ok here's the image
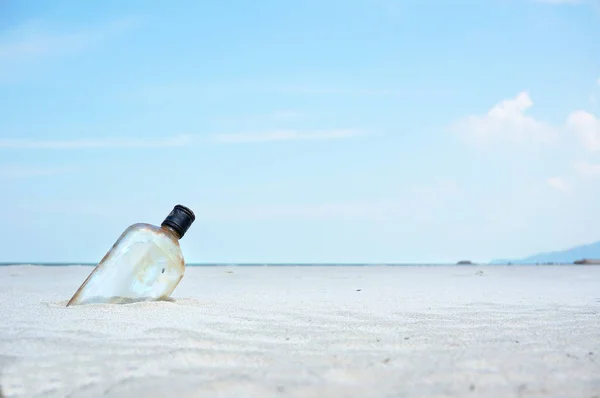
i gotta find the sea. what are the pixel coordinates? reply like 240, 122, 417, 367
0, 262, 574, 267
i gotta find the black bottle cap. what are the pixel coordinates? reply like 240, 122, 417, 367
161, 205, 195, 239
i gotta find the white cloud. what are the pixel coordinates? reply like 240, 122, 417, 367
453, 91, 600, 152
566, 110, 600, 151
0, 135, 192, 149
213, 129, 366, 143
276, 85, 399, 96
0, 130, 365, 148
533, 0, 589, 5
0, 17, 138, 61
208, 110, 304, 128
453, 90, 600, 195
451, 91, 557, 145
0, 165, 74, 179
547, 177, 570, 192
200, 179, 460, 222
22, 201, 111, 216
574, 160, 600, 177
534, 0, 581, 3
202, 201, 404, 222
270, 111, 302, 121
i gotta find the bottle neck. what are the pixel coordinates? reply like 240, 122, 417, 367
161, 225, 181, 240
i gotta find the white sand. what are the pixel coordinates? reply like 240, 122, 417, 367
0, 265, 599, 398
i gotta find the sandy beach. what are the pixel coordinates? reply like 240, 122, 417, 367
0, 265, 598, 397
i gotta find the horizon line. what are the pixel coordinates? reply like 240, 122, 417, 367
0, 261, 585, 266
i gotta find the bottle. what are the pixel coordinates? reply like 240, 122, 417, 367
66, 205, 195, 306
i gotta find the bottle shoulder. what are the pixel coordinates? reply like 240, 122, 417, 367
120, 223, 179, 244
123, 222, 158, 233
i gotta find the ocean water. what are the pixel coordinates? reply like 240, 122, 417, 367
0, 262, 575, 267
0, 262, 456, 267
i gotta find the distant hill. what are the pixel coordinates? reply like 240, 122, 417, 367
492, 240, 600, 264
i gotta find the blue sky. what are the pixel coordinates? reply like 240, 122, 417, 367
1, 0, 599, 263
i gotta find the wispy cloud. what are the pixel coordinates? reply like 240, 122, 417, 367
198, 179, 460, 222
277, 85, 399, 96
533, 0, 581, 4
208, 110, 304, 129
0, 165, 75, 179
533, 0, 600, 10
270, 111, 303, 121
574, 160, 600, 177
0, 130, 365, 148
0, 135, 192, 149
213, 129, 367, 143
547, 176, 570, 192
0, 17, 139, 61
202, 201, 404, 222
16, 201, 111, 216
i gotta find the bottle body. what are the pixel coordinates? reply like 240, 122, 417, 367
67, 223, 185, 306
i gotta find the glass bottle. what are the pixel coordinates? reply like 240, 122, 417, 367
66, 205, 195, 306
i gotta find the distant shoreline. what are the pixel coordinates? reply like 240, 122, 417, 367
0, 262, 597, 267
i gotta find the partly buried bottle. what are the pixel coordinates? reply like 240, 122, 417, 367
67, 205, 195, 306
